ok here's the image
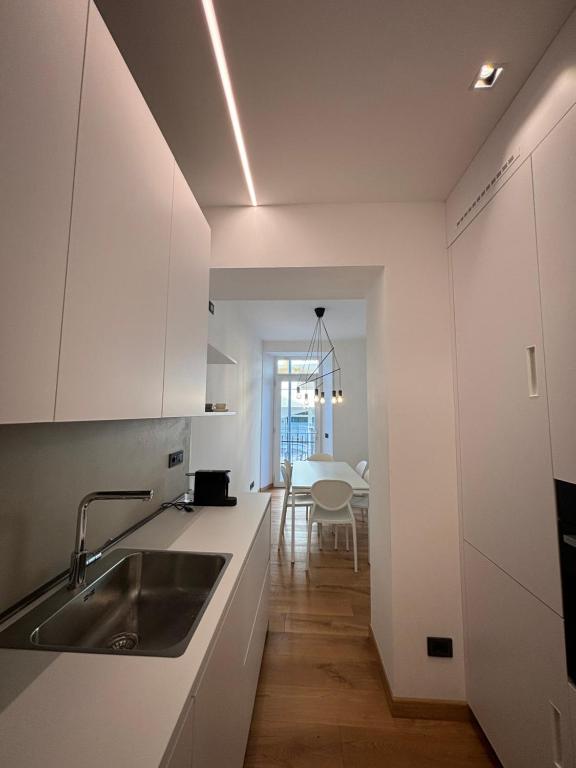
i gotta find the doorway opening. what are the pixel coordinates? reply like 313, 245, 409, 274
275, 357, 321, 482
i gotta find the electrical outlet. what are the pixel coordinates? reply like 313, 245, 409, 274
427, 637, 453, 658
208, 300, 215, 315
168, 450, 184, 468
250, 481, 255, 490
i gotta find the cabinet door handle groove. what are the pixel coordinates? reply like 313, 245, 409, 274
526, 345, 539, 398
550, 701, 563, 767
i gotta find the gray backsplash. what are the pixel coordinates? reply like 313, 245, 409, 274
0, 417, 191, 614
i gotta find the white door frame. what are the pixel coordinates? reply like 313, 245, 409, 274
273, 372, 323, 486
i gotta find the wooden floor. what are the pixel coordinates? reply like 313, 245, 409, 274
244, 489, 497, 768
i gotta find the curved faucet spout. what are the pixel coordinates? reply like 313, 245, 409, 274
69, 490, 153, 589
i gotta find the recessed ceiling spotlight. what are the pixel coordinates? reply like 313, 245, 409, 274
472, 62, 504, 90
201, 0, 258, 206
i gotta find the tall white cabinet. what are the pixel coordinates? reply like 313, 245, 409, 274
451, 161, 561, 614
464, 544, 570, 768
55, 4, 175, 421
451, 158, 572, 766
532, 104, 576, 485
0, 1, 89, 423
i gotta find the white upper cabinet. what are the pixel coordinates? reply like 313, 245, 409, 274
533, 106, 576, 484
451, 161, 562, 613
0, 1, 88, 423
55, 3, 174, 421
162, 166, 210, 417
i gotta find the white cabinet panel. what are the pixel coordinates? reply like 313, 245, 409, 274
451, 161, 562, 613
162, 166, 210, 417
55, 2, 174, 421
162, 698, 194, 768
191, 508, 270, 768
0, 1, 88, 423
533, 105, 576, 484
464, 543, 572, 768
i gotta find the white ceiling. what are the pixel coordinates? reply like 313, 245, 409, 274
220, 300, 366, 341
97, 0, 575, 206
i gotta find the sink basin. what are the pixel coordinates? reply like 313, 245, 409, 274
0, 549, 231, 657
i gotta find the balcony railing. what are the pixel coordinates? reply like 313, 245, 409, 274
280, 432, 317, 463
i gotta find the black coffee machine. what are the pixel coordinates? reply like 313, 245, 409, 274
192, 470, 237, 506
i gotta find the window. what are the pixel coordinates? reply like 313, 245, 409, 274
276, 358, 319, 376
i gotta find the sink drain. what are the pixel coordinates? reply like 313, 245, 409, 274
106, 632, 139, 651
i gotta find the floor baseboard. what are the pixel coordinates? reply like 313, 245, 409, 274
259, 482, 274, 492
369, 628, 471, 722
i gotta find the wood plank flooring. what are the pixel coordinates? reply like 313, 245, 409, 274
244, 489, 498, 767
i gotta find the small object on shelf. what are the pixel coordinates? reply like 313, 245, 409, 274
214, 402, 227, 412
205, 403, 214, 412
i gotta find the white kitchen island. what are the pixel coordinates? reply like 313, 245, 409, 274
0, 492, 270, 768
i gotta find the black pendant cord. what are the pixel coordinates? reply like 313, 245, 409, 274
306, 319, 321, 388
305, 367, 341, 384
301, 318, 319, 384
322, 318, 341, 374
297, 308, 344, 398
303, 345, 334, 385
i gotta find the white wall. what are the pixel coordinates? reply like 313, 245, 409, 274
332, 338, 368, 468
189, 302, 263, 496
206, 203, 463, 700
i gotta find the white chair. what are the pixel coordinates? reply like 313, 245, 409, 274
307, 480, 357, 572
351, 468, 369, 522
278, 460, 313, 548
307, 453, 334, 461
354, 460, 368, 478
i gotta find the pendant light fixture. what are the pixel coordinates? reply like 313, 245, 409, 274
297, 307, 344, 406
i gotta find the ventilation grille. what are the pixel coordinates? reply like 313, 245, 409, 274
456, 152, 519, 229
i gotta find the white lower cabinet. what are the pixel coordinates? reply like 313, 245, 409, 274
464, 543, 572, 768
164, 504, 270, 768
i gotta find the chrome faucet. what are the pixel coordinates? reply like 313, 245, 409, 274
69, 490, 153, 589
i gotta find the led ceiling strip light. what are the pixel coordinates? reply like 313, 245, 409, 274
201, 0, 258, 206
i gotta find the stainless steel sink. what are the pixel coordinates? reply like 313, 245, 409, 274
0, 549, 231, 657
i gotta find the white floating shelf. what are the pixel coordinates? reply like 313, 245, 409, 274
207, 343, 237, 365
196, 411, 237, 416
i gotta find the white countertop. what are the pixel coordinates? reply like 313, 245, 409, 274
0, 492, 270, 768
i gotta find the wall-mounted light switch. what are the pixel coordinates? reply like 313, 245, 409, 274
427, 637, 453, 658
168, 450, 184, 468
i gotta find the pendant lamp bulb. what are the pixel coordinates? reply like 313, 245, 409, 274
320, 391, 325, 404
331, 390, 337, 404
314, 388, 319, 403
296, 386, 301, 399
337, 389, 343, 404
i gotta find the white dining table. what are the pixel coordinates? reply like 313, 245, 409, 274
290, 460, 369, 564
